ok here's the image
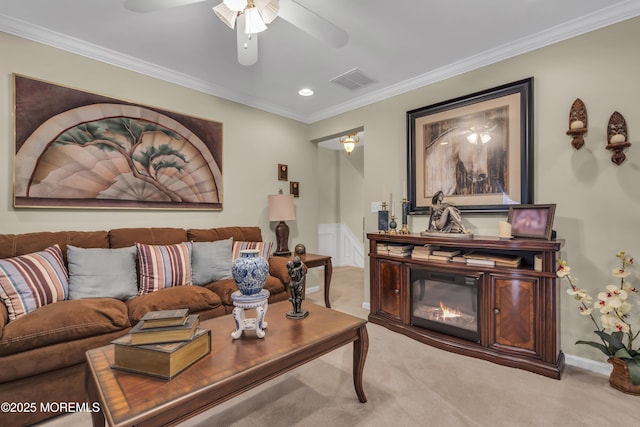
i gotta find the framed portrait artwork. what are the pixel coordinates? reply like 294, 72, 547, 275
13, 74, 223, 210
278, 164, 288, 181
290, 181, 299, 197
407, 78, 533, 213
507, 204, 556, 240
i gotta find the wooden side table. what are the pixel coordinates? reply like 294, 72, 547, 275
290, 253, 333, 308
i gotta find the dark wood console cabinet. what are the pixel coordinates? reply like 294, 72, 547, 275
368, 233, 565, 379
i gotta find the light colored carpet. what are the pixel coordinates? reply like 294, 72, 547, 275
39, 266, 638, 427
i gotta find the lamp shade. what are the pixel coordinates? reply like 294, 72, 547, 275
244, 6, 267, 33
213, 3, 238, 29
223, 0, 247, 11
268, 194, 295, 221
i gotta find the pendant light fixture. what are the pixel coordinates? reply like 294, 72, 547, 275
340, 134, 360, 155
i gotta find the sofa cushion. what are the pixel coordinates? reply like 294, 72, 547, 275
0, 245, 69, 321
187, 227, 263, 243
0, 298, 129, 356
109, 227, 187, 249
0, 231, 109, 262
67, 245, 138, 301
191, 238, 233, 285
136, 242, 193, 295
126, 286, 222, 323
232, 241, 273, 260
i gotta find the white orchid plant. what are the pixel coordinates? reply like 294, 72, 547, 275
557, 251, 640, 385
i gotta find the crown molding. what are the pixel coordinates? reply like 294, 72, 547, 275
0, 13, 308, 123
3, 1, 640, 124
307, 1, 640, 123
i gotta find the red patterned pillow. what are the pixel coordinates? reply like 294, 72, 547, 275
0, 245, 69, 321
232, 241, 272, 260
136, 242, 192, 295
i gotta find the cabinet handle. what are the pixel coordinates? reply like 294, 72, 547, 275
394, 289, 400, 295
493, 308, 500, 315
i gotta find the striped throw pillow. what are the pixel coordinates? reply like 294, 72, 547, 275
136, 242, 192, 295
0, 245, 69, 321
232, 241, 273, 260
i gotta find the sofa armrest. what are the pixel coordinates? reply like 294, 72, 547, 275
268, 256, 291, 285
268, 256, 308, 288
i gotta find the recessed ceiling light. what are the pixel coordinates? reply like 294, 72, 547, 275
298, 88, 314, 96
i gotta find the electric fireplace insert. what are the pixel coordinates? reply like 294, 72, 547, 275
410, 268, 480, 342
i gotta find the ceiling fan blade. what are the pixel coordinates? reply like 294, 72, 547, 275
278, 0, 348, 48
123, 0, 206, 13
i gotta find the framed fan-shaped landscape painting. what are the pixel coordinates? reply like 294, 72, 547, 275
13, 74, 223, 210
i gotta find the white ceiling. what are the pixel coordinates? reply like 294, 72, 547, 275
1, 1, 639, 124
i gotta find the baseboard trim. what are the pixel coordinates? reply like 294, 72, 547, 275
564, 354, 612, 376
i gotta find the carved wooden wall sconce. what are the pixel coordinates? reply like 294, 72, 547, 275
566, 98, 588, 149
606, 111, 631, 165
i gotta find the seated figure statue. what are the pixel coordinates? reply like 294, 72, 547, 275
428, 191, 467, 234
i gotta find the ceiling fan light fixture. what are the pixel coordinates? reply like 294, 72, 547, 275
244, 6, 267, 33
254, 0, 280, 24
236, 14, 258, 66
213, 3, 238, 29
223, 0, 247, 12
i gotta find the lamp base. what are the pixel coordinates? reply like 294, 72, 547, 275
273, 220, 291, 257
272, 250, 291, 257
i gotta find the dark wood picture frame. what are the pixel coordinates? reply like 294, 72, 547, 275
13, 74, 223, 210
407, 78, 533, 213
507, 204, 556, 240
290, 181, 299, 197
278, 164, 288, 181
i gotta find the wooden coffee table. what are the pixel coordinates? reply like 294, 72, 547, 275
85, 301, 368, 426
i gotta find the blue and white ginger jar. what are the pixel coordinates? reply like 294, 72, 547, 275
232, 249, 269, 295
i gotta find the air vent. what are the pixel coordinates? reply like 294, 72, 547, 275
330, 68, 375, 90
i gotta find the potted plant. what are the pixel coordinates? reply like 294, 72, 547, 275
557, 251, 640, 394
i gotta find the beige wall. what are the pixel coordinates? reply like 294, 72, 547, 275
0, 32, 318, 254
309, 17, 640, 363
2, 15, 640, 365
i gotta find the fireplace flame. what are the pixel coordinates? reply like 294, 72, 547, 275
439, 301, 462, 319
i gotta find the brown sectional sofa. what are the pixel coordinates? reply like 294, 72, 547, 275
0, 226, 292, 426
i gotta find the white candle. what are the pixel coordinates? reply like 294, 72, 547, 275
390, 193, 393, 215
610, 133, 626, 144
570, 120, 584, 130
383, 185, 387, 204
498, 221, 512, 238
403, 180, 406, 200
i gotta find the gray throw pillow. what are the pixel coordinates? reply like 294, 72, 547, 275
191, 238, 233, 285
67, 245, 138, 300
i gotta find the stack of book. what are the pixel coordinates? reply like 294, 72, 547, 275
111, 309, 211, 379
411, 245, 437, 260
463, 251, 522, 268
387, 243, 414, 257
428, 248, 461, 262
376, 242, 390, 255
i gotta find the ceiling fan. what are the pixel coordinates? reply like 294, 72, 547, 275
124, 0, 348, 66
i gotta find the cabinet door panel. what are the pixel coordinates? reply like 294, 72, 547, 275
493, 276, 536, 352
380, 260, 402, 318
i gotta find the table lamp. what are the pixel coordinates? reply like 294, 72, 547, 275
268, 193, 295, 256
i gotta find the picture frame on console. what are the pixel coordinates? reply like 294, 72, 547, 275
507, 204, 556, 240
407, 78, 533, 213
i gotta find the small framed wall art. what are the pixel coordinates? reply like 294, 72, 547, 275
507, 204, 556, 240
278, 164, 288, 181
290, 181, 299, 197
